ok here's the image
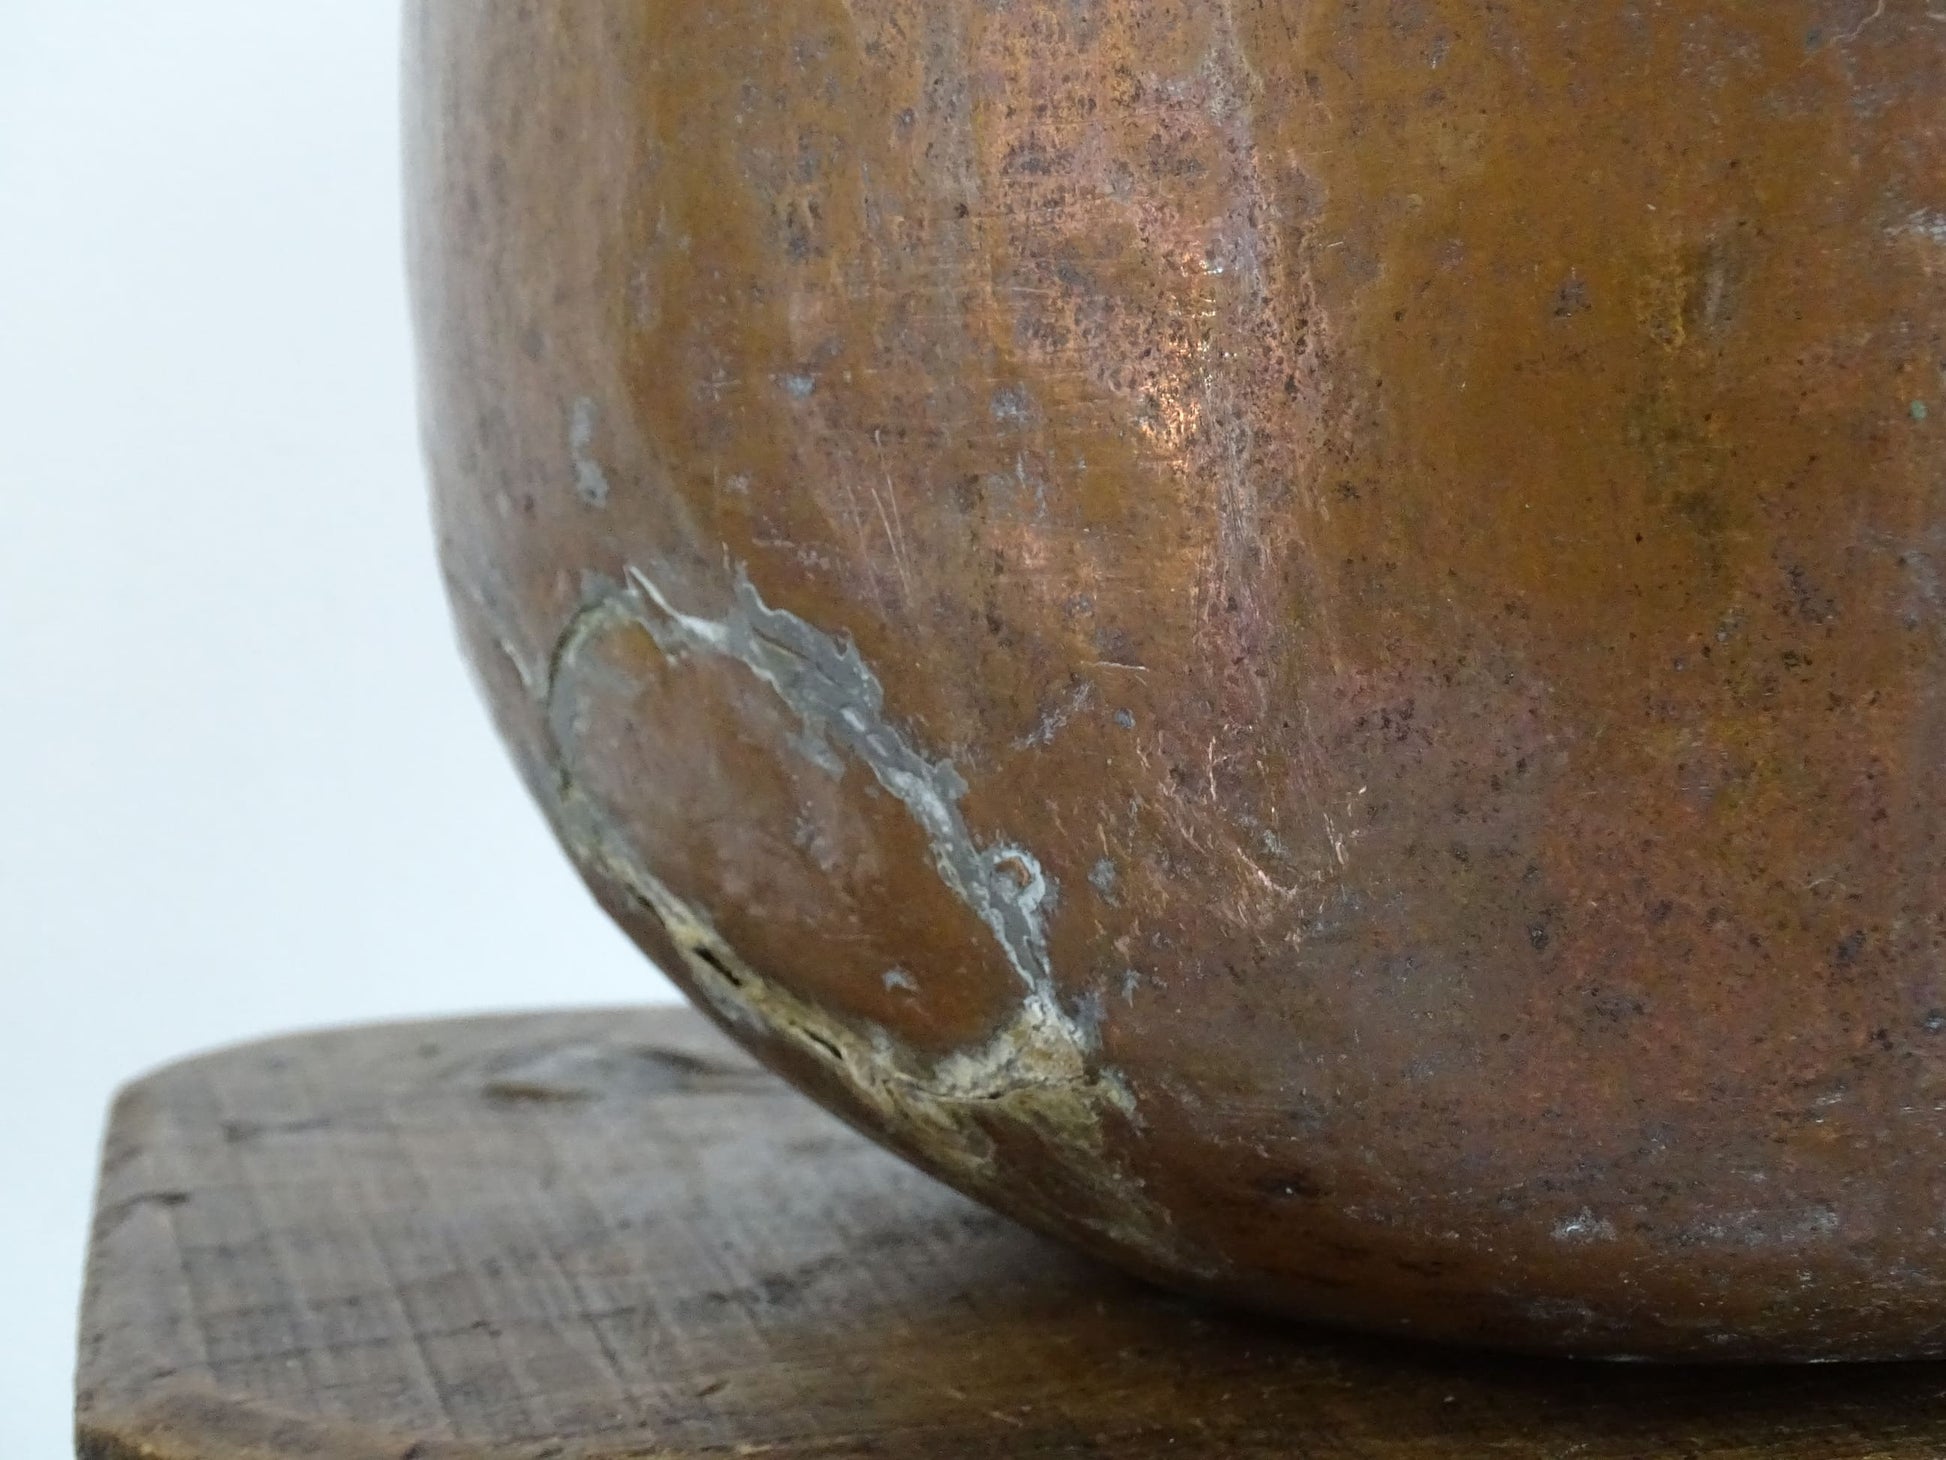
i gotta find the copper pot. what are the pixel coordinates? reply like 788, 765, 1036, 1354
406, 0, 1946, 1358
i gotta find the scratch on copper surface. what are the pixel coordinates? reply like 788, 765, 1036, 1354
870, 428, 917, 606
1013, 680, 1096, 750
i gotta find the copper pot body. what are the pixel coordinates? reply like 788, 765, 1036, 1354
407, 1, 1946, 1358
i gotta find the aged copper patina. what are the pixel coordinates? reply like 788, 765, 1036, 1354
407, 1, 1946, 1358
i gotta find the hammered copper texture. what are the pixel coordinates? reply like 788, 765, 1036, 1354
407, 0, 1946, 1357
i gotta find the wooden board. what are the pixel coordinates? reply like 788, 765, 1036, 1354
77, 1007, 1946, 1459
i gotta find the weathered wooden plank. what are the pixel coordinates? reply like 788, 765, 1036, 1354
75, 1008, 1946, 1458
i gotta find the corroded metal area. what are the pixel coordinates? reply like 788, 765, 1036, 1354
407, 1, 1946, 1357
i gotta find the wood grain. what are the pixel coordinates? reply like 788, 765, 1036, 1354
76, 1008, 1946, 1458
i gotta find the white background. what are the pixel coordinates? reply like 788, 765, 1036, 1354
0, 6, 675, 1454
